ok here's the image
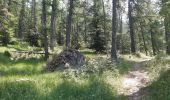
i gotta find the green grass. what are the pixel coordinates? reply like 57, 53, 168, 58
135, 58, 170, 100
0, 74, 124, 100
1, 45, 170, 100
0, 53, 44, 76
146, 70, 170, 100
0, 46, 125, 100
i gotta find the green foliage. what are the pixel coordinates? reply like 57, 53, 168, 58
146, 70, 170, 100
155, 52, 167, 60
89, 1, 106, 52
26, 30, 39, 47
0, 5, 15, 46
3, 50, 11, 57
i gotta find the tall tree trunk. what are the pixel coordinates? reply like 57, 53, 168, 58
75, 15, 79, 49
111, 0, 117, 61
83, 1, 87, 44
128, 0, 136, 53
140, 22, 148, 55
31, 0, 37, 31
50, 0, 57, 51
102, 0, 109, 55
57, 10, 63, 45
164, 17, 170, 55
150, 28, 156, 55
101, 0, 106, 40
66, 0, 73, 48
42, 0, 49, 60
18, 0, 26, 39
120, 13, 124, 54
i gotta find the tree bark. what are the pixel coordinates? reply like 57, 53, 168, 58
140, 22, 148, 55
50, 0, 57, 51
42, 0, 49, 60
111, 0, 117, 61
128, 0, 136, 53
66, 0, 73, 48
150, 28, 156, 55
83, 1, 87, 44
31, 0, 37, 30
164, 17, 170, 55
18, 0, 26, 39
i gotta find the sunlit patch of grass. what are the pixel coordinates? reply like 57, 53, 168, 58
0, 73, 123, 100
0, 53, 45, 76
144, 70, 170, 100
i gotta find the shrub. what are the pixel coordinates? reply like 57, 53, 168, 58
4, 50, 11, 57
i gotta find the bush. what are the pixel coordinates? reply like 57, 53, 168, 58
9, 40, 19, 45
4, 50, 11, 57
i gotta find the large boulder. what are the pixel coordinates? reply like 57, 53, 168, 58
46, 49, 85, 71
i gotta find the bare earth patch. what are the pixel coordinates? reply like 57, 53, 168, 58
119, 59, 152, 100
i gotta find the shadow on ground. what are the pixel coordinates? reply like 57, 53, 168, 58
0, 77, 126, 100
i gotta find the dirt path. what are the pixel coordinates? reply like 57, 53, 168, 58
119, 60, 152, 100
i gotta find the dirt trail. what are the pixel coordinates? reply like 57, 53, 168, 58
119, 60, 152, 100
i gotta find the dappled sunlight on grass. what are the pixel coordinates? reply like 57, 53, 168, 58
1, 45, 170, 100
0, 53, 45, 76
0, 74, 124, 100
119, 53, 153, 62
135, 69, 170, 100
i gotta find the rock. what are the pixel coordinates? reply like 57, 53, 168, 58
46, 48, 85, 71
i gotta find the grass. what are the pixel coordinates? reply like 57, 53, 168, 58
141, 57, 170, 100
0, 74, 125, 100
146, 70, 170, 100
0, 53, 44, 76
1, 45, 170, 100
0, 46, 125, 100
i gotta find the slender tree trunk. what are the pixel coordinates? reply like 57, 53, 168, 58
66, 0, 73, 48
18, 0, 26, 39
102, 0, 109, 55
31, 0, 37, 30
57, 10, 63, 45
128, 0, 136, 53
75, 16, 79, 49
42, 0, 49, 60
83, 2, 87, 44
140, 22, 148, 55
111, 0, 117, 61
50, 0, 57, 51
150, 28, 156, 55
164, 17, 170, 55
101, 0, 106, 40
120, 14, 124, 54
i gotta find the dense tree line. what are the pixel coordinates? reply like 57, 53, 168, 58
0, 0, 169, 61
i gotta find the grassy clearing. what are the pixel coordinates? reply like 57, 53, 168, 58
0, 46, 128, 100
1, 46, 170, 100
0, 74, 124, 100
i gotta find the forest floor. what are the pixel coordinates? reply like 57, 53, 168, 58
0, 45, 170, 100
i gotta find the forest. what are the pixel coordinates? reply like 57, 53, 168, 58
0, 0, 170, 100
